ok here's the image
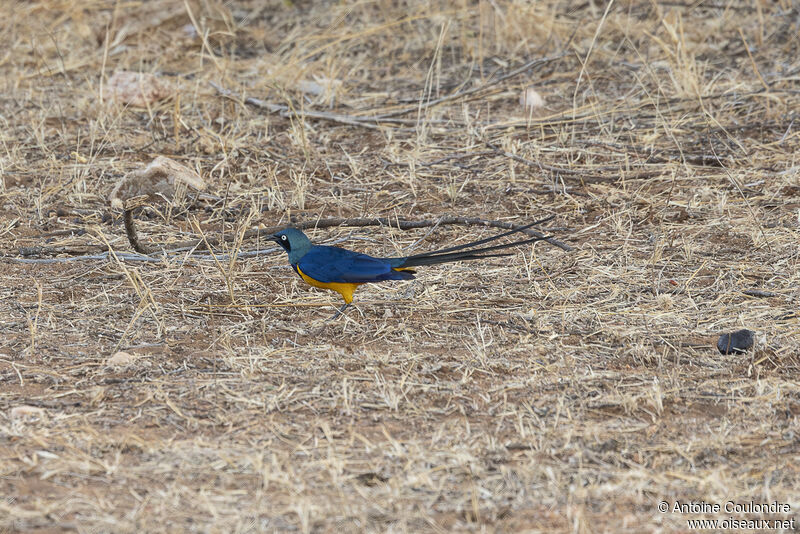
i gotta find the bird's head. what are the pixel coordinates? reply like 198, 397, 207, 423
271, 227, 312, 264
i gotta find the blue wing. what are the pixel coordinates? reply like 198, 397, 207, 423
297, 246, 415, 283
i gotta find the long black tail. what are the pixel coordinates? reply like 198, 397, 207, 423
394, 216, 553, 268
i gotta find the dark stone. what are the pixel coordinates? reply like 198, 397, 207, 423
18, 246, 42, 257
717, 329, 755, 354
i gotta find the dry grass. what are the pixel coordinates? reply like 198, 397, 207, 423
1, 1, 799, 532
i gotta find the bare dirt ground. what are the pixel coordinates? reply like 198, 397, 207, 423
1, 1, 799, 532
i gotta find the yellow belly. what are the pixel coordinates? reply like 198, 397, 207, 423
295, 266, 360, 304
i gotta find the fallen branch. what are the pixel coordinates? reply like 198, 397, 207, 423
742, 289, 777, 298
8, 251, 157, 264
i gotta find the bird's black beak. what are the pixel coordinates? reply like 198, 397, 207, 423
269, 234, 282, 244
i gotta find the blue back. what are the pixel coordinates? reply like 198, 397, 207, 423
296, 246, 414, 284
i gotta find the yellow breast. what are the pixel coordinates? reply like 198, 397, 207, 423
295, 266, 360, 304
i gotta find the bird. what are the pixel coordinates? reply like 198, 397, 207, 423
271, 218, 553, 319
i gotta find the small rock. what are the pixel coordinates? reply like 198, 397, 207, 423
296, 79, 326, 97
717, 329, 755, 354
520, 86, 545, 111
182, 23, 198, 38
106, 351, 138, 367
18, 247, 42, 257
295, 76, 341, 106
10, 406, 46, 420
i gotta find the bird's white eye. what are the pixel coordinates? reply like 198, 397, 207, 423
281, 235, 287, 241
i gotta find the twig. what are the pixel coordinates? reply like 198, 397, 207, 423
18, 245, 105, 256
210, 81, 384, 130
742, 289, 777, 298
7, 252, 158, 264
486, 141, 585, 175
381, 150, 497, 169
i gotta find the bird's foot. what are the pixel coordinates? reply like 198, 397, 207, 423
327, 302, 350, 322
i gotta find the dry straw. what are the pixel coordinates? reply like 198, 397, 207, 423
1, 1, 798, 532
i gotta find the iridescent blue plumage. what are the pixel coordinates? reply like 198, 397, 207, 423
295, 246, 415, 284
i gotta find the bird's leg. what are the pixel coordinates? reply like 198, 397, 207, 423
328, 302, 350, 321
